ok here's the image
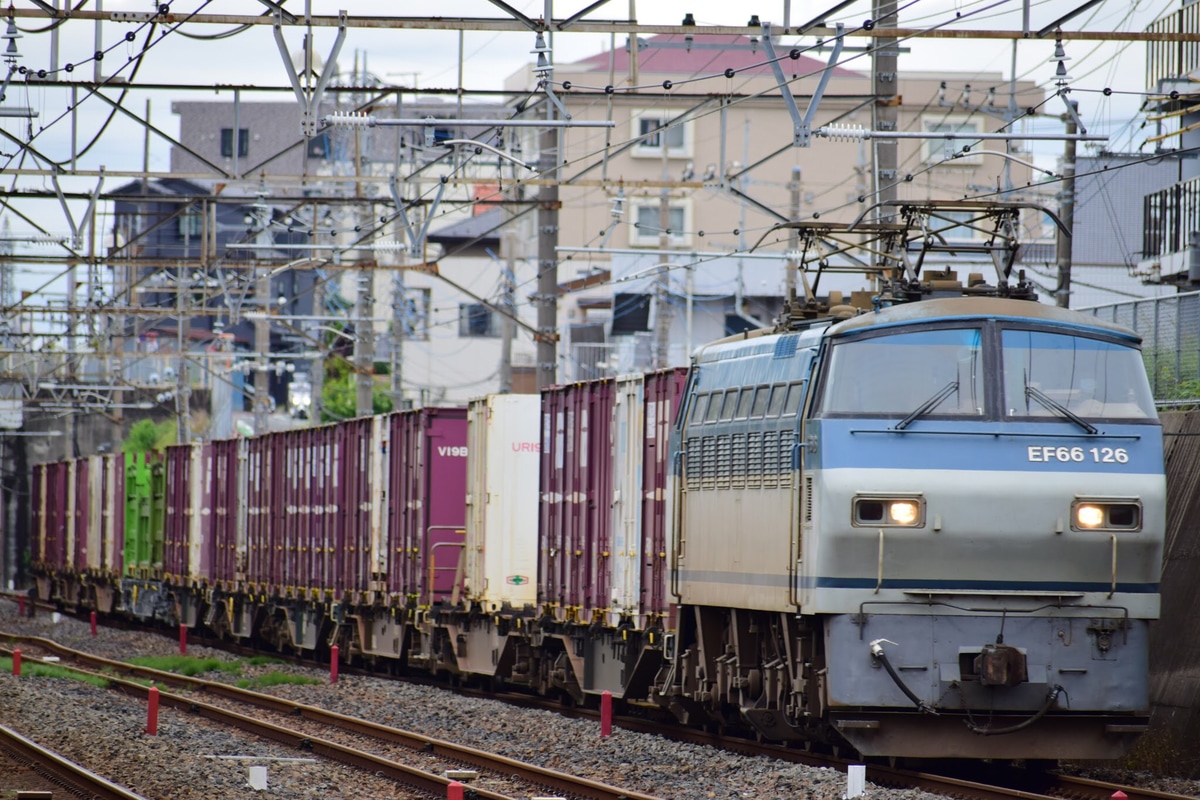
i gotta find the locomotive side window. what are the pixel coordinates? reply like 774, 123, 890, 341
735, 388, 754, 419
1001, 329, 1156, 420
720, 391, 739, 420
767, 385, 787, 417
705, 391, 723, 423
690, 393, 709, 425
750, 386, 769, 417
818, 327, 984, 416
783, 383, 804, 416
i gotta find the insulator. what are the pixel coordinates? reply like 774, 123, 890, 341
818, 124, 870, 142
322, 111, 375, 128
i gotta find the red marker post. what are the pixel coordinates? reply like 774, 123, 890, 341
447, 780, 465, 800
146, 686, 159, 735
17, 595, 24, 617
600, 689, 613, 738
179, 624, 187, 655
11, 648, 19, 677
1112, 793, 1128, 800
330, 644, 339, 684
90, 611, 97, 637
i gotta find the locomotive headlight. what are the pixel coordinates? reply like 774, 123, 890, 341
889, 501, 919, 525
1076, 504, 1105, 528
853, 494, 924, 527
1071, 499, 1142, 532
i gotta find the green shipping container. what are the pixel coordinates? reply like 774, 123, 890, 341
124, 453, 165, 575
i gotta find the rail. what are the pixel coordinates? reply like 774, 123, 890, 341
0, 722, 148, 800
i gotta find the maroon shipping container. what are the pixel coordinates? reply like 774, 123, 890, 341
207, 439, 240, 585
336, 417, 375, 595
245, 418, 378, 597
40, 461, 69, 572
164, 445, 193, 580
386, 407, 468, 604
539, 378, 616, 620
71, 457, 89, 573
640, 368, 688, 620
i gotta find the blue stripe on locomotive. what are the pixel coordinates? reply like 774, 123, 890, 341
807, 418, 1161, 473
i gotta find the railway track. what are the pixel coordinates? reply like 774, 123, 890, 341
0, 720, 148, 799
0, 632, 663, 800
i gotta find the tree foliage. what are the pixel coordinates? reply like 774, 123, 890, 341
320, 357, 393, 422
121, 419, 177, 453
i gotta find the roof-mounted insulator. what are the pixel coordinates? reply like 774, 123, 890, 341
816, 124, 871, 142
322, 111, 375, 128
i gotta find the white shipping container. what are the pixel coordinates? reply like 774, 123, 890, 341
85, 456, 104, 572
465, 395, 541, 611
610, 375, 645, 625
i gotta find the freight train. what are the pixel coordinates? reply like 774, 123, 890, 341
28, 290, 1165, 761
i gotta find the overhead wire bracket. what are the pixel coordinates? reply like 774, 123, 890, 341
273, 9, 347, 137
762, 21, 845, 147
388, 176, 444, 257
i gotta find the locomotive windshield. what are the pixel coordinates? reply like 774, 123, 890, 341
1002, 329, 1155, 420
818, 327, 984, 416
816, 322, 1157, 422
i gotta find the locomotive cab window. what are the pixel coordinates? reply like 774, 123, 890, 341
817, 327, 984, 418
1001, 329, 1156, 421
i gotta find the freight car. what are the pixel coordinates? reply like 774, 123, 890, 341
27, 299, 1164, 761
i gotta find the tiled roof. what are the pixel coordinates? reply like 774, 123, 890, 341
565, 33, 861, 80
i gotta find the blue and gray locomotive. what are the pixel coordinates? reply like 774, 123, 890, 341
660, 295, 1163, 759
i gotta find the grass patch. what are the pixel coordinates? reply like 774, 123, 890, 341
244, 655, 286, 667
0, 657, 110, 688
235, 671, 323, 690
127, 655, 242, 677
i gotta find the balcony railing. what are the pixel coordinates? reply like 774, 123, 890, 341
1143, 175, 1200, 261
1146, 3, 1200, 89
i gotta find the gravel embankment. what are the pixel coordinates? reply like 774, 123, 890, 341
0, 601, 1193, 800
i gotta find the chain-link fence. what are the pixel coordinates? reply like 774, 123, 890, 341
1084, 292, 1200, 407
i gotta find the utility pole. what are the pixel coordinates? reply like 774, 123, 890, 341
251, 193, 272, 437
498, 202, 518, 394
786, 166, 801, 305
354, 261, 375, 417
654, 145, 673, 369
536, 126, 559, 390
1055, 104, 1077, 308
873, 0, 899, 222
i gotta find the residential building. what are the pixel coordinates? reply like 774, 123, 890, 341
505, 33, 1048, 376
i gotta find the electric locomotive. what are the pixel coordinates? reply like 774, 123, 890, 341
657, 293, 1164, 759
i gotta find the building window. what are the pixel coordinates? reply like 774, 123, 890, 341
611, 292, 652, 335
178, 211, 202, 238
307, 132, 331, 160
630, 200, 691, 246
398, 288, 432, 341
458, 302, 500, 337
632, 110, 691, 158
221, 128, 249, 158
922, 117, 983, 164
